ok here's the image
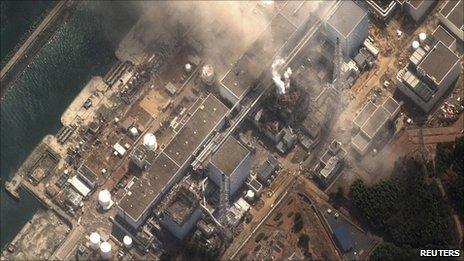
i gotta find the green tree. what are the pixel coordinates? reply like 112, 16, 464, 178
447, 175, 464, 214
435, 142, 454, 174
370, 243, 416, 261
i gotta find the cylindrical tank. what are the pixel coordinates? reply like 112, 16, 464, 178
98, 190, 111, 210
100, 241, 111, 259
143, 133, 158, 151
185, 63, 192, 73
123, 235, 133, 249
200, 64, 215, 86
411, 41, 420, 50
89, 232, 101, 250
129, 127, 138, 137
245, 190, 255, 201
419, 32, 427, 42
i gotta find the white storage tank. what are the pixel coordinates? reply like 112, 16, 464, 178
411, 41, 420, 50
185, 63, 192, 73
100, 241, 112, 259
143, 133, 158, 151
419, 32, 427, 42
89, 232, 101, 250
245, 190, 255, 201
98, 190, 112, 210
123, 235, 133, 249
129, 127, 139, 138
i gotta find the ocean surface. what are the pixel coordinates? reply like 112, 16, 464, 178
0, 1, 53, 61
0, 1, 137, 249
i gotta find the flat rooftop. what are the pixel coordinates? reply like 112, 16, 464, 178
354, 102, 377, 128
440, 0, 463, 31
118, 152, 180, 222
165, 187, 199, 225
211, 136, 249, 176
432, 25, 456, 49
164, 94, 228, 166
327, 1, 366, 37
418, 42, 460, 86
409, 0, 425, 9
361, 106, 390, 139
351, 132, 370, 153
382, 97, 401, 116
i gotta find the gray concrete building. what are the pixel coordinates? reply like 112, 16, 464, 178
208, 136, 251, 197
325, 1, 368, 58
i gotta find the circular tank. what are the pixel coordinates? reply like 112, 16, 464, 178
245, 190, 255, 201
98, 190, 111, 210
185, 63, 192, 72
419, 32, 427, 42
411, 41, 420, 50
129, 127, 138, 137
200, 64, 215, 85
89, 232, 101, 250
100, 241, 112, 259
143, 133, 158, 151
123, 235, 133, 249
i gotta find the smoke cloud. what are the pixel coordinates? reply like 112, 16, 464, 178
272, 57, 292, 95
119, 1, 275, 73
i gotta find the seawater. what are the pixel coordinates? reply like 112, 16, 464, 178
0, 1, 137, 249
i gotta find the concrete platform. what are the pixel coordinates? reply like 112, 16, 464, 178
61, 76, 108, 126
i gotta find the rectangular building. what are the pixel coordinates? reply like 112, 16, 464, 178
160, 187, 203, 240
117, 94, 228, 229
438, 0, 463, 42
397, 41, 461, 112
325, 1, 369, 58
404, 0, 435, 23
208, 136, 251, 197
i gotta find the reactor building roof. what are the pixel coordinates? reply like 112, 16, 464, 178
327, 1, 367, 37
417, 41, 460, 87
164, 187, 200, 226
211, 136, 250, 176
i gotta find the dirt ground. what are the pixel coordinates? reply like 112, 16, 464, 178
237, 191, 340, 260
139, 88, 170, 118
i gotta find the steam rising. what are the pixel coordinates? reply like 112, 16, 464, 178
272, 58, 292, 95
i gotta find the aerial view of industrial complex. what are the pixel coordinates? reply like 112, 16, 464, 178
1, 0, 463, 260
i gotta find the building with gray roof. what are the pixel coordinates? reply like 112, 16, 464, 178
325, 1, 368, 58
208, 136, 251, 197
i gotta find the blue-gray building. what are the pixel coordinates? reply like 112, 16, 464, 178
325, 1, 369, 58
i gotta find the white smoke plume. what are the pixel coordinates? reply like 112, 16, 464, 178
271, 58, 292, 95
